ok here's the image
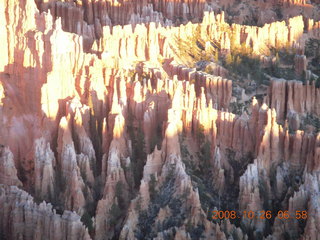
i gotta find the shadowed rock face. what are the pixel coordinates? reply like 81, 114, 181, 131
0, 0, 320, 239
0, 184, 91, 240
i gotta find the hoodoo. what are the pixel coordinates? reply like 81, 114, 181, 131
0, 0, 320, 239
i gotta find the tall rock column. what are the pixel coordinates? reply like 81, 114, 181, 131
0, 146, 22, 187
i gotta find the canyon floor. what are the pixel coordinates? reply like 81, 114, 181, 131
0, 0, 320, 240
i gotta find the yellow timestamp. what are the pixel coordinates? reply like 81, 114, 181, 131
211, 210, 308, 220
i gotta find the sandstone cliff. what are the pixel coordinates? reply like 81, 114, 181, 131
268, 78, 320, 121
0, 0, 320, 239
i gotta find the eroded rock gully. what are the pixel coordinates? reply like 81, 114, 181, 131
0, 0, 320, 239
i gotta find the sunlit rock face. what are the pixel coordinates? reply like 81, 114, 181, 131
0, 0, 320, 239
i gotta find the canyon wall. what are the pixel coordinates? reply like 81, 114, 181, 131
0, 0, 320, 239
268, 79, 320, 121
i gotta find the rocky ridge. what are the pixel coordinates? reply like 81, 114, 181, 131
0, 0, 320, 239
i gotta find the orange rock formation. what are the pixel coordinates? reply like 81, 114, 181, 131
0, 0, 320, 239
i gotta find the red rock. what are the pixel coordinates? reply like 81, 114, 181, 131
2, 0, 320, 238
33, 138, 55, 200
294, 54, 307, 78
0, 185, 91, 240
0, 146, 22, 187
268, 79, 320, 121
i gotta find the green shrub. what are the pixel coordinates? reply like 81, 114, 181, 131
273, 4, 283, 19
223, 43, 266, 84
316, 77, 320, 88
196, 124, 205, 144
81, 211, 94, 233
173, 25, 220, 67
230, 102, 245, 115
305, 38, 320, 58
127, 115, 147, 188
149, 174, 157, 200
109, 203, 122, 226
301, 113, 320, 132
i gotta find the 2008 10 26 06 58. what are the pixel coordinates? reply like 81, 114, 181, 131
211, 210, 308, 220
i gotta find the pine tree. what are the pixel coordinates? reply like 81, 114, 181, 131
213, 50, 219, 62
225, 53, 233, 66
